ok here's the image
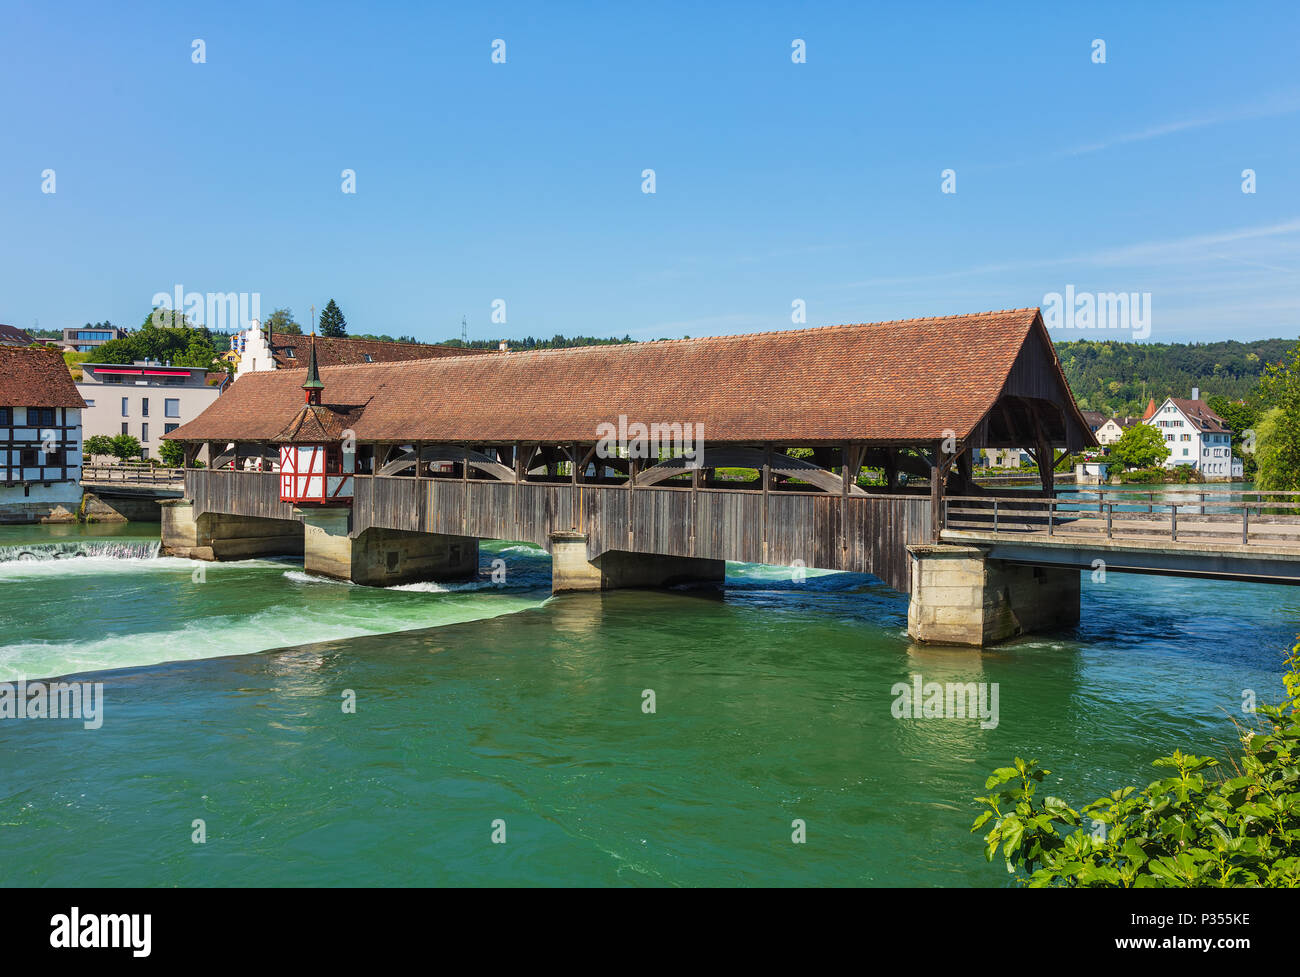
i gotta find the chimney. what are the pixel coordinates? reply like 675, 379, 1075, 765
1192, 386, 1200, 401
498, 340, 509, 352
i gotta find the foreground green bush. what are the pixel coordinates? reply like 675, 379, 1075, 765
973, 640, 1300, 887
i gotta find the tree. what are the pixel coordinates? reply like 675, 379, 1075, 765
1207, 394, 1260, 476
262, 307, 302, 336
84, 434, 114, 461
157, 439, 186, 468
1109, 423, 1169, 470
93, 309, 223, 371
1255, 408, 1300, 492
319, 299, 347, 337
108, 434, 143, 462
1255, 340, 1300, 491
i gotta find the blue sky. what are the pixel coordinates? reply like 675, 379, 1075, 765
2, 0, 1298, 344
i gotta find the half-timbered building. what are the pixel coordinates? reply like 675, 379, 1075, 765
0, 346, 87, 522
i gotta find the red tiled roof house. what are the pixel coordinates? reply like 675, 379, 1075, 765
0, 346, 87, 523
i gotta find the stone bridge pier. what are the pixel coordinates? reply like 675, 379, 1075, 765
160, 499, 303, 560
906, 543, 1080, 647
297, 508, 478, 586
549, 531, 725, 592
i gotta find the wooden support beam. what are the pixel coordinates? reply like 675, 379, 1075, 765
1030, 410, 1055, 497
762, 443, 771, 562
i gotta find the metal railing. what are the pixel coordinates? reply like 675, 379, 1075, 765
942, 492, 1300, 548
82, 465, 186, 485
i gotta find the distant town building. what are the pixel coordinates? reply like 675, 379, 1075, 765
77, 361, 221, 462
1079, 409, 1106, 435
62, 324, 128, 352
0, 346, 86, 522
1143, 388, 1240, 480
0, 324, 36, 346
230, 323, 485, 378
980, 448, 1029, 468
1095, 415, 1140, 445
1075, 460, 1110, 484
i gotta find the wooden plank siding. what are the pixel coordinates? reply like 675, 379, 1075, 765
186, 469, 298, 521
188, 470, 930, 591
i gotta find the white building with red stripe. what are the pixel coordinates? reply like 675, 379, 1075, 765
77, 361, 222, 462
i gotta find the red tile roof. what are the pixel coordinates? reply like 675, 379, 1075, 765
268, 333, 488, 369
0, 346, 87, 408
0, 324, 36, 346
167, 309, 1086, 446
272, 404, 366, 443
1167, 398, 1230, 433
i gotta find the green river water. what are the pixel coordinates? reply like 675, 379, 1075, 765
0, 512, 1295, 887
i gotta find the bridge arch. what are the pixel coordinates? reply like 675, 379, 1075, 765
634, 447, 867, 495
378, 444, 517, 482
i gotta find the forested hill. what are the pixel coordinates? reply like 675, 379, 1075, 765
1054, 338, 1297, 416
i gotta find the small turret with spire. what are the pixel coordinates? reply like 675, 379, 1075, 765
303, 331, 324, 405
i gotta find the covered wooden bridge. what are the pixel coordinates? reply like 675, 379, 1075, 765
161, 308, 1095, 641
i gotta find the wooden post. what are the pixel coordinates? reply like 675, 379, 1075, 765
762, 444, 772, 562
840, 443, 851, 563
929, 443, 944, 542
690, 458, 699, 557
571, 442, 580, 530
1031, 412, 1055, 497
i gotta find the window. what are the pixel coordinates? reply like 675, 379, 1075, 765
284, 349, 296, 359
20, 448, 38, 467
27, 407, 55, 427
142, 423, 149, 442
83, 399, 95, 407
165, 398, 180, 418
104, 374, 122, 384
0, 407, 10, 425
121, 397, 129, 417
326, 444, 343, 472
165, 423, 179, 434
141, 397, 149, 417
121, 422, 129, 435
363, 353, 373, 362
42, 448, 65, 466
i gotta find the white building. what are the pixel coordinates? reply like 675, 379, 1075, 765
1143, 389, 1238, 480
77, 361, 223, 462
0, 346, 85, 522
1095, 416, 1140, 445
230, 322, 488, 379
980, 448, 1030, 468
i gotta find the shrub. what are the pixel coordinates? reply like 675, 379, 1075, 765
972, 639, 1300, 887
